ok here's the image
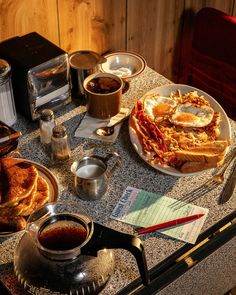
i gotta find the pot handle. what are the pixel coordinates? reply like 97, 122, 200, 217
104, 151, 122, 178
81, 222, 150, 286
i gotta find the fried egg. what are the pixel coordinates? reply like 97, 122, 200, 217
143, 95, 177, 119
170, 103, 214, 127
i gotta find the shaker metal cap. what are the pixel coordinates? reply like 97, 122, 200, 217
52, 125, 66, 138
0, 59, 11, 83
41, 109, 54, 121
69, 50, 106, 70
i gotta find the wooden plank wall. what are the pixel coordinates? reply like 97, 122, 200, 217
57, 0, 126, 54
0, 0, 235, 82
0, 0, 59, 45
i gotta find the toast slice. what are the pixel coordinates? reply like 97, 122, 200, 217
175, 150, 225, 164
180, 158, 224, 173
175, 140, 228, 164
183, 140, 229, 154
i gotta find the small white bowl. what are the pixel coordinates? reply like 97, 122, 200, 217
100, 51, 146, 79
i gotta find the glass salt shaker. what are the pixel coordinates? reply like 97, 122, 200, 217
0, 59, 17, 126
51, 125, 71, 161
40, 109, 55, 144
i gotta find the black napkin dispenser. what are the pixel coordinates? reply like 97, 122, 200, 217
0, 32, 71, 121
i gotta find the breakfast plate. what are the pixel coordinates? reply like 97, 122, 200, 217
129, 84, 231, 177
0, 158, 59, 237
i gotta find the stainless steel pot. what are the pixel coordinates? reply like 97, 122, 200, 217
69, 51, 106, 99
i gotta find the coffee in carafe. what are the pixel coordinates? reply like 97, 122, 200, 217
38, 218, 88, 251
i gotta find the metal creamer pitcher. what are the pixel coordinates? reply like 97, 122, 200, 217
71, 152, 122, 200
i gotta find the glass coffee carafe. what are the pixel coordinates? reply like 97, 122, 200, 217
14, 202, 149, 294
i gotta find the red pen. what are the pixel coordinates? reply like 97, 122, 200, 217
137, 213, 205, 235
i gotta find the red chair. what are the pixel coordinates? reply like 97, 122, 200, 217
187, 7, 236, 120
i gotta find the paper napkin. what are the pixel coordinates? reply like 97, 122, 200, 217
74, 108, 130, 143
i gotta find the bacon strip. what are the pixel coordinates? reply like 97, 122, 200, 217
135, 101, 168, 153
132, 101, 181, 165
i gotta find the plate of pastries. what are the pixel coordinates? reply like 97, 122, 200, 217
129, 84, 231, 176
0, 157, 59, 236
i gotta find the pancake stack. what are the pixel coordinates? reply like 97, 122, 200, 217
0, 158, 50, 233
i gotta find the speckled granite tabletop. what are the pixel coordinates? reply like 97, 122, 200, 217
0, 67, 235, 295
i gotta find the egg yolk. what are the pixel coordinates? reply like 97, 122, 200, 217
175, 113, 198, 123
153, 104, 172, 117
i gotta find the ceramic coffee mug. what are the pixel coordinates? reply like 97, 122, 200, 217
83, 72, 123, 119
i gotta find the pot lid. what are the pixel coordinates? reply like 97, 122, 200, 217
69, 51, 106, 70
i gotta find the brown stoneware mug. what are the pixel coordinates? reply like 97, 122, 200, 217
83, 72, 123, 119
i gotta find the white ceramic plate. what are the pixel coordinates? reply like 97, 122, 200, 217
129, 84, 232, 177
0, 159, 59, 237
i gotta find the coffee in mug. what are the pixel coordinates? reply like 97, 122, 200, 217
83, 73, 122, 119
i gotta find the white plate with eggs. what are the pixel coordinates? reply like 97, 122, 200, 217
129, 84, 231, 177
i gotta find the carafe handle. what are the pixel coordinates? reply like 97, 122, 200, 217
103, 151, 122, 178
81, 222, 150, 286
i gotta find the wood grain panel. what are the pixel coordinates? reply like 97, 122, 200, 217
58, 0, 126, 54
0, 0, 59, 45
127, 0, 185, 81
0, 0, 235, 82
